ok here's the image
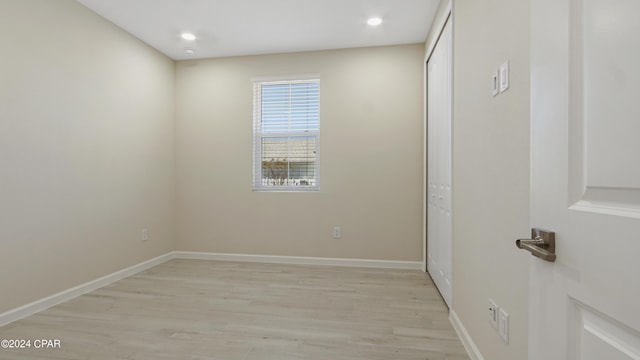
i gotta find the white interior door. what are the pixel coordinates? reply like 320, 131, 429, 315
529, 0, 640, 359
427, 16, 452, 308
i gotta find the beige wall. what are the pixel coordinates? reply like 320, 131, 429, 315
451, 0, 531, 359
0, 0, 175, 313
175, 45, 425, 261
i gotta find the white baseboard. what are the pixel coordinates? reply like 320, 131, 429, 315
173, 251, 423, 270
450, 309, 485, 360
0, 252, 175, 327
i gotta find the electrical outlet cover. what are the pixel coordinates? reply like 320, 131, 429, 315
499, 308, 509, 343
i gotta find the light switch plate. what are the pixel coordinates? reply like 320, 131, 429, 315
489, 299, 498, 330
492, 70, 499, 96
499, 60, 510, 93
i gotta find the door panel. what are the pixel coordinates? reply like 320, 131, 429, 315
569, 0, 640, 215
530, 0, 640, 359
570, 300, 640, 360
582, 0, 640, 190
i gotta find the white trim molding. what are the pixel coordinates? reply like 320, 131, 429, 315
450, 310, 486, 360
174, 251, 422, 270
0, 252, 175, 327
425, 0, 452, 61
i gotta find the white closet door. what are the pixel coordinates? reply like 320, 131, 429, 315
427, 16, 452, 308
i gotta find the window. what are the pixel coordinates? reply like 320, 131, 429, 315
253, 76, 320, 191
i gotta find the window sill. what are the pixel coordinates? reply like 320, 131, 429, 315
253, 187, 319, 193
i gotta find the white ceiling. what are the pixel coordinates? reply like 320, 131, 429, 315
76, 0, 440, 60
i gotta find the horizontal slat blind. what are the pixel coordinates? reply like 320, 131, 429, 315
253, 78, 320, 190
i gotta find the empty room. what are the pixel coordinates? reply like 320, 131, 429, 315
1, 1, 638, 359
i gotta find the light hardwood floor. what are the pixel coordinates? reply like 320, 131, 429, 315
0, 259, 469, 360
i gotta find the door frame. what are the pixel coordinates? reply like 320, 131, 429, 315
423, 0, 453, 292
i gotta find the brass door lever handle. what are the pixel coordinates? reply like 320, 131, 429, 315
516, 228, 556, 262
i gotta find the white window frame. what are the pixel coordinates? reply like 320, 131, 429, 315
252, 75, 320, 192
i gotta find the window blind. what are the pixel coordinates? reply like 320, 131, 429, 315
253, 78, 320, 191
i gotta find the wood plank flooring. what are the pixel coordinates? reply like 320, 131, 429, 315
0, 259, 469, 360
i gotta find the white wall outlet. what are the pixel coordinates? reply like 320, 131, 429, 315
492, 70, 499, 96
333, 226, 341, 239
499, 60, 510, 93
141, 228, 149, 241
488, 299, 499, 330
499, 308, 509, 343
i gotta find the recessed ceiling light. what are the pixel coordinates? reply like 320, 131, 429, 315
367, 17, 383, 26
181, 32, 196, 41
185, 48, 195, 55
